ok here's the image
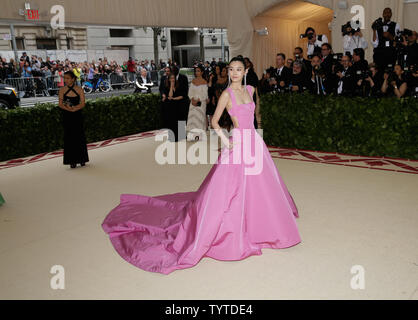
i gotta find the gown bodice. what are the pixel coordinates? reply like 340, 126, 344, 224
188, 83, 208, 100
63, 84, 80, 107
226, 85, 256, 130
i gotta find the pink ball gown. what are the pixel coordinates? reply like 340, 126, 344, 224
102, 85, 301, 274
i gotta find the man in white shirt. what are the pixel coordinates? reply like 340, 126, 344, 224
344, 30, 368, 56
305, 27, 329, 57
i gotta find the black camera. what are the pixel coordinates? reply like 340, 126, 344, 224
356, 69, 372, 80
342, 21, 360, 36
332, 53, 344, 63
334, 63, 345, 74
372, 18, 384, 31
196, 101, 201, 106
394, 29, 412, 47
313, 65, 325, 77
384, 64, 395, 74
384, 65, 396, 83
300, 32, 314, 40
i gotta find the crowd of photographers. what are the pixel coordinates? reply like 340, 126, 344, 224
259, 7, 418, 99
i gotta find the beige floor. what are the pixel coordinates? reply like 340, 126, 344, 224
0, 133, 417, 300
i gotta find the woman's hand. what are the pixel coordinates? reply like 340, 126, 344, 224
227, 141, 237, 150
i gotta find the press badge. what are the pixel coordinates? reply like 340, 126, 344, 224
383, 26, 389, 32
386, 41, 390, 47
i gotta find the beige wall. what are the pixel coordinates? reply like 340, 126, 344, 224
252, 16, 331, 75
403, 2, 418, 32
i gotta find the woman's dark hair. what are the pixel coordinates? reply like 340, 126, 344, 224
193, 64, 205, 78
165, 72, 179, 90
305, 27, 315, 34
353, 48, 365, 60
218, 62, 228, 75
228, 55, 247, 70
64, 70, 76, 80
244, 57, 253, 69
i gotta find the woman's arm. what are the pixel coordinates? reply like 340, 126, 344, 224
211, 90, 233, 148
254, 86, 262, 128
58, 88, 72, 111
381, 79, 388, 93
394, 82, 407, 98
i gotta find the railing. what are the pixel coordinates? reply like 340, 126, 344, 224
1, 70, 163, 98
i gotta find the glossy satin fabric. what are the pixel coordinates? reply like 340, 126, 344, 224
102, 85, 301, 274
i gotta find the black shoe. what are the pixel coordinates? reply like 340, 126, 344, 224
80, 162, 85, 167
70, 163, 76, 168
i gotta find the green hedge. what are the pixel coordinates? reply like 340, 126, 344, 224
260, 92, 418, 160
0, 93, 162, 162
1, 92, 417, 162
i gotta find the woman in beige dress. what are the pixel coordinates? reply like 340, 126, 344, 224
186, 65, 209, 141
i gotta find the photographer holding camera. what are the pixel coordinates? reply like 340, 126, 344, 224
372, 7, 401, 72
293, 47, 312, 76
342, 21, 368, 56
351, 48, 369, 95
289, 61, 310, 93
272, 53, 292, 92
399, 30, 418, 69
356, 63, 383, 97
309, 54, 328, 95
381, 64, 408, 98
334, 55, 355, 96
302, 27, 329, 58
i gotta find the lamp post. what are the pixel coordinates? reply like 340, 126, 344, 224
199, 29, 227, 62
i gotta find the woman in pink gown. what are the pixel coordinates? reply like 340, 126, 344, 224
102, 55, 301, 274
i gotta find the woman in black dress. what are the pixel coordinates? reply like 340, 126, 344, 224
58, 71, 89, 168
213, 64, 230, 130
206, 64, 220, 128
162, 73, 185, 142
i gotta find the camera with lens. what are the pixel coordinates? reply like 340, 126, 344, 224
384, 64, 396, 83
394, 29, 412, 48
342, 21, 360, 36
332, 53, 343, 63
300, 32, 314, 40
356, 69, 372, 80
372, 18, 384, 31
313, 65, 325, 77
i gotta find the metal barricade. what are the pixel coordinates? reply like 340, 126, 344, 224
1, 70, 164, 99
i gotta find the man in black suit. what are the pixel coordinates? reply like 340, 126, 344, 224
170, 66, 190, 140
334, 55, 356, 96
320, 43, 338, 93
293, 47, 312, 78
159, 66, 171, 95
273, 53, 292, 91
